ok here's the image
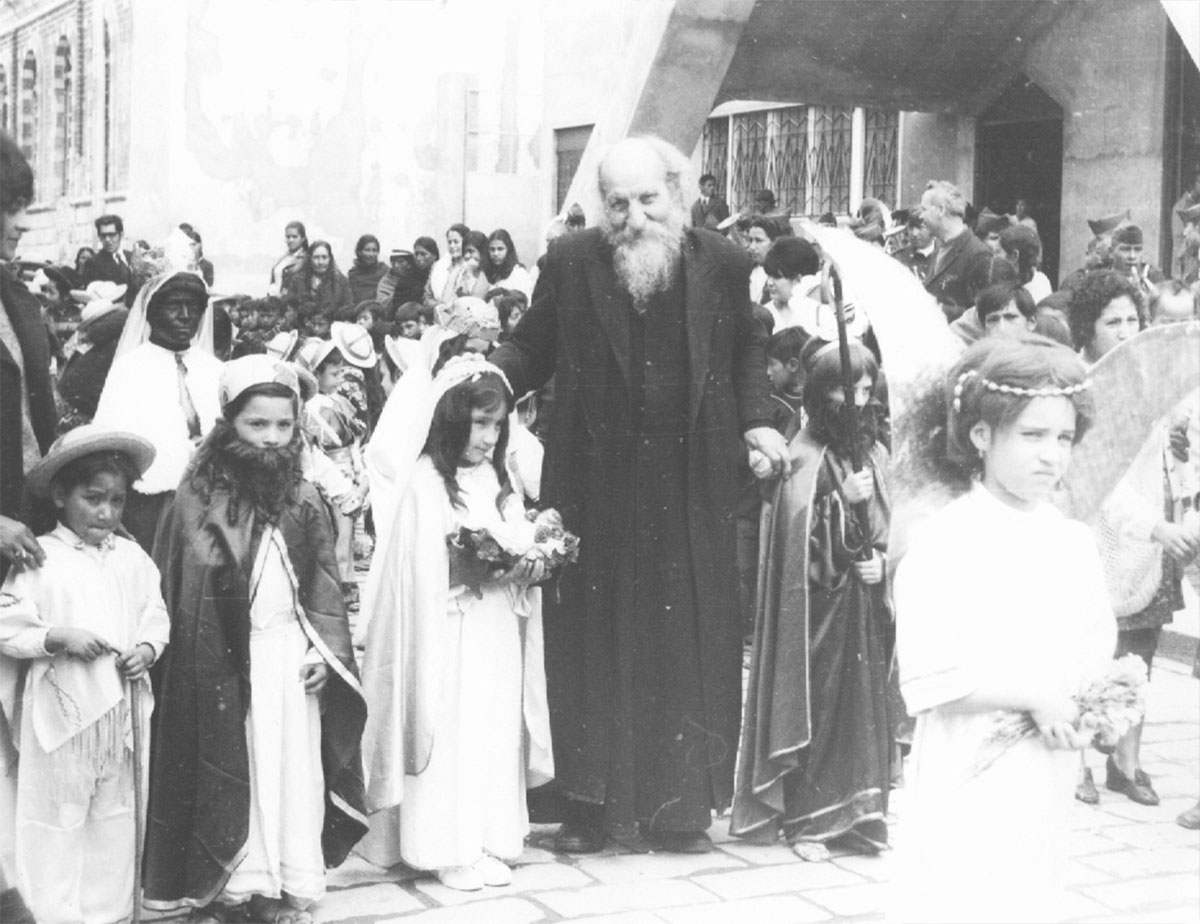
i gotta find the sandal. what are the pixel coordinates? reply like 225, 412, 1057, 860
791, 841, 832, 862
274, 911, 314, 924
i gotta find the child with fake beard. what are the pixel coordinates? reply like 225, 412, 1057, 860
143, 356, 367, 924
731, 339, 896, 862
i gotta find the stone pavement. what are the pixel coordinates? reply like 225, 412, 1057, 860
306, 653, 1199, 924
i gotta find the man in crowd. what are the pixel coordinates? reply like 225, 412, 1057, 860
1178, 201, 1200, 286
919, 180, 993, 321
81, 214, 134, 295
743, 215, 785, 305
1109, 224, 1164, 300
491, 135, 788, 856
1173, 172, 1200, 282
1013, 198, 1038, 232
891, 210, 935, 279
93, 272, 222, 550
691, 173, 730, 230
975, 208, 1009, 255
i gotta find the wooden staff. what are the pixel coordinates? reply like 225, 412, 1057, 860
129, 679, 143, 924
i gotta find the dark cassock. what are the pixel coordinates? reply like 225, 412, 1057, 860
490, 225, 772, 835
731, 428, 894, 849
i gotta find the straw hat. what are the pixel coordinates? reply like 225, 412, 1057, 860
26, 425, 155, 497
331, 321, 377, 369
218, 355, 302, 410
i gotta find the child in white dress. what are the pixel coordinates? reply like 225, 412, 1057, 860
359, 355, 553, 892
0, 426, 167, 924
892, 335, 1116, 923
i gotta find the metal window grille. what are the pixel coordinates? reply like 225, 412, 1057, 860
0, 67, 7, 138
701, 117, 728, 191
863, 108, 898, 205
20, 51, 36, 170
809, 105, 852, 216
54, 38, 71, 198
728, 110, 768, 213
766, 106, 807, 215
103, 22, 112, 190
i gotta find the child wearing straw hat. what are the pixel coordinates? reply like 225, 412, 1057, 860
0, 424, 168, 924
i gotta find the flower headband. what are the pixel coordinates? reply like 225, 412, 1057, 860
952, 369, 1092, 413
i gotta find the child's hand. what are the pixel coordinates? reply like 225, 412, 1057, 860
300, 661, 328, 694
842, 470, 874, 504
502, 555, 547, 587
1031, 694, 1086, 750
854, 552, 884, 585
46, 627, 114, 661
116, 643, 155, 680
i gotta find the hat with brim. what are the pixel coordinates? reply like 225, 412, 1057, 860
331, 321, 377, 369
79, 300, 123, 328
295, 337, 339, 374
384, 333, 423, 375
1087, 210, 1130, 238
26, 425, 156, 497
265, 330, 300, 362
1177, 203, 1200, 226
69, 280, 128, 306
219, 355, 302, 410
290, 363, 318, 402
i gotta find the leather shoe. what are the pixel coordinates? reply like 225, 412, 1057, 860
1105, 757, 1159, 806
1177, 801, 1200, 830
553, 820, 605, 854
644, 829, 714, 854
1075, 767, 1099, 805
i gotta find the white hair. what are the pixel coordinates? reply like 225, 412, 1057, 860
597, 135, 694, 212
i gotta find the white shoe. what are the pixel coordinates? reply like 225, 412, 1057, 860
436, 865, 485, 891
473, 854, 513, 886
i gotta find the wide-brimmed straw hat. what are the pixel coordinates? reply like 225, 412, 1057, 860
26, 425, 155, 497
219, 355, 302, 410
331, 321, 377, 369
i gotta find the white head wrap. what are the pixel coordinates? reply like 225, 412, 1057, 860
112, 270, 215, 362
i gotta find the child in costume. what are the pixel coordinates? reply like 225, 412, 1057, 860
143, 355, 366, 924
297, 335, 369, 596
891, 335, 1115, 922
358, 354, 553, 892
0, 425, 168, 924
732, 340, 893, 859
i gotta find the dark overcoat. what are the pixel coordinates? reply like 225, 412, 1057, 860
490, 226, 772, 821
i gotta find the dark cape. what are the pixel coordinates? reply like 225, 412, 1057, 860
731, 430, 894, 847
144, 476, 367, 907
490, 226, 772, 833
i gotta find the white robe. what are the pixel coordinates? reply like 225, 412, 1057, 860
357, 458, 552, 870
891, 486, 1115, 923
0, 526, 169, 924
220, 527, 327, 905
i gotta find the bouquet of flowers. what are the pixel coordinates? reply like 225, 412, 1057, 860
971, 654, 1148, 778
447, 508, 580, 596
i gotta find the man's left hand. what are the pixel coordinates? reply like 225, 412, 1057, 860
744, 427, 790, 480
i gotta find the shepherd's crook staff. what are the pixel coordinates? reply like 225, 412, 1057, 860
129, 678, 143, 924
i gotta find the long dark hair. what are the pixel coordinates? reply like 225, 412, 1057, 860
414, 235, 440, 261
189, 384, 304, 524
803, 341, 880, 459
285, 220, 309, 252
485, 229, 520, 283
422, 372, 513, 511
354, 234, 381, 265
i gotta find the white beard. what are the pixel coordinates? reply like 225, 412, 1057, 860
603, 207, 687, 311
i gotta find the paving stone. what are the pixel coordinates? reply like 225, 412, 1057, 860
1068, 831, 1127, 857
800, 881, 888, 917
515, 846, 559, 865
1141, 740, 1200, 763
1097, 822, 1200, 850
378, 896, 545, 924
574, 849, 743, 885
314, 882, 425, 921
656, 894, 831, 924
536, 879, 718, 917
1092, 799, 1184, 824
567, 914, 664, 924
326, 855, 407, 890
513, 862, 596, 891
692, 862, 861, 900
1140, 722, 1199, 744
714, 838, 801, 866
1073, 908, 1200, 924
1063, 859, 1113, 887
1080, 873, 1200, 912
1080, 846, 1200, 879
1051, 888, 1116, 922
828, 850, 894, 882
414, 875, 521, 907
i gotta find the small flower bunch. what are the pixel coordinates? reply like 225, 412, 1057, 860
971, 654, 1148, 778
447, 508, 580, 595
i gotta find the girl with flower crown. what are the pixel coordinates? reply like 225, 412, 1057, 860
357, 355, 553, 892
890, 334, 1115, 923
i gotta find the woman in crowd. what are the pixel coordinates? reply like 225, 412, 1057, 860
71, 247, 96, 288
893, 334, 1113, 922
282, 240, 353, 326
269, 220, 309, 294
453, 231, 492, 302
999, 224, 1052, 303
484, 229, 533, 299
348, 234, 388, 304
1072, 270, 1195, 806
426, 223, 471, 308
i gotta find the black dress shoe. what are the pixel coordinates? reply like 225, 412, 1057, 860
553, 820, 606, 853
644, 829, 714, 854
1105, 756, 1159, 806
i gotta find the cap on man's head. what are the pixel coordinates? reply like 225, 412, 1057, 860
1178, 202, 1200, 226
1111, 224, 1143, 246
389, 248, 414, 262
1086, 210, 1131, 237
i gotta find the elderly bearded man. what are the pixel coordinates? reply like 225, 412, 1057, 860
491, 136, 788, 855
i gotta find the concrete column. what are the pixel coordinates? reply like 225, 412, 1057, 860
849, 106, 865, 213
